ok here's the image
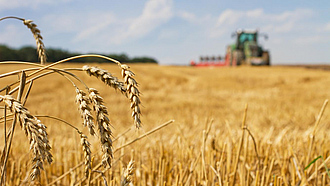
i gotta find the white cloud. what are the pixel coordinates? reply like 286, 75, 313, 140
214, 8, 314, 35
73, 13, 115, 42
294, 35, 330, 44
40, 11, 116, 46
112, 0, 173, 44
178, 11, 196, 22
42, 14, 81, 33
272, 9, 313, 22
325, 23, 330, 31
217, 9, 242, 26
0, 0, 37, 10
30, 0, 173, 49
177, 11, 211, 25
216, 9, 264, 26
246, 9, 264, 18
0, 0, 72, 11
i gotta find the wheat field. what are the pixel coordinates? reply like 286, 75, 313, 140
0, 63, 329, 185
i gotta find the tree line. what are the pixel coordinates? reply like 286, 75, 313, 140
0, 45, 158, 63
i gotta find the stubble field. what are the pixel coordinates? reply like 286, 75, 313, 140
0, 64, 330, 185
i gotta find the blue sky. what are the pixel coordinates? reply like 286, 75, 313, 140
0, 0, 329, 65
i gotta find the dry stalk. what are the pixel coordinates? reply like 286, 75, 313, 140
0, 95, 53, 180
82, 65, 126, 94
231, 104, 248, 186
307, 155, 330, 181
23, 19, 46, 65
46, 162, 84, 185
243, 126, 260, 170
185, 120, 212, 186
0, 87, 9, 185
210, 164, 222, 186
114, 120, 174, 153
0, 72, 26, 185
75, 88, 95, 135
89, 88, 113, 168
121, 64, 141, 129
22, 80, 34, 106
306, 99, 328, 167
288, 139, 308, 185
121, 160, 134, 186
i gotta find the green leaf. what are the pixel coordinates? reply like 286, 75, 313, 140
304, 156, 322, 170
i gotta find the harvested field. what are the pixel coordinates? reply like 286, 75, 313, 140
0, 64, 330, 185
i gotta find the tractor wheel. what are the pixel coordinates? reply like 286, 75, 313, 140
262, 51, 270, 66
233, 50, 244, 66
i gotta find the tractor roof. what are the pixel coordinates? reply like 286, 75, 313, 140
236, 29, 258, 34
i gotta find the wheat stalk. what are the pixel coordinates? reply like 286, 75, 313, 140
23, 19, 46, 65
82, 65, 126, 94
75, 88, 95, 135
0, 95, 52, 180
88, 88, 113, 167
121, 160, 134, 186
121, 65, 141, 129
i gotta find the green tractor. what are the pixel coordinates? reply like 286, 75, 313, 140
225, 29, 270, 66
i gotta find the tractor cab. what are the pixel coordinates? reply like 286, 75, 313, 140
226, 29, 270, 66
234, 30, 258, 50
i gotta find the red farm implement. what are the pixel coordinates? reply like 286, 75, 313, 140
191, 29, 271, 67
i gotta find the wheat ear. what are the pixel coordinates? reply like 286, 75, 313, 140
75, 88, 95, 135
82, 65, 126, 94
79, 132, 92, 177
121, 160, 134, 186
23, 19, 46, 65
0, 95, 52, 180
88, 88, 113, 167
121, 65, 141, 129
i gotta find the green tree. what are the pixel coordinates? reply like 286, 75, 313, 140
130, 57, 157, 63
0, 45, 17, 61
17, 46, 38, 62
0, 45, 158, 64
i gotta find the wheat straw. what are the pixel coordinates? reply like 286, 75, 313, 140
0, 95, 52, 180
23, 19, 46, 65
88, 88, 113, 167
82, 65, 126, 94
120, 64, 141, 129
75, 88, 95, 135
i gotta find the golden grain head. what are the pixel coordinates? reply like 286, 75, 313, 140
23, 19, 46, 64
120, 65, 141, 129
75, 88, 95, 135
79, 133, 92, 177
82, 65, 127, 94
88, 88, 113, 168
0, 95, 53, 181
121, 160, 134, 186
